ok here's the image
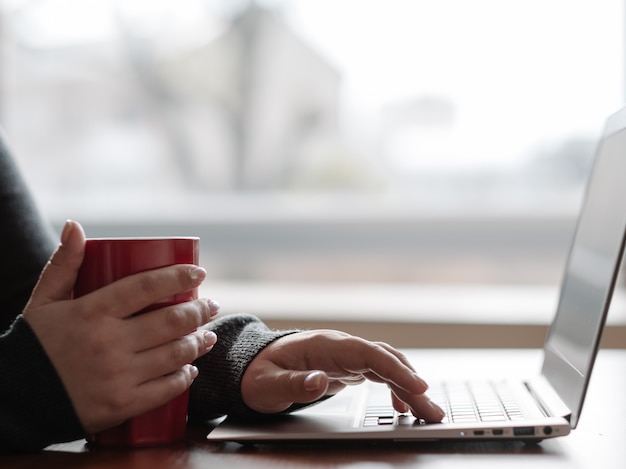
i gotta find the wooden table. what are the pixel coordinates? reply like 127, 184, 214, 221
3, 349, 625, 468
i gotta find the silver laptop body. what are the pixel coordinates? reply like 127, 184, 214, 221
207, 106, 626, 443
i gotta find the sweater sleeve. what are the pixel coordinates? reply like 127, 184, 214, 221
188, 313, 300, 422
0, 128, 57, 333
0, 316, 85, 452
0, 129, 81, 453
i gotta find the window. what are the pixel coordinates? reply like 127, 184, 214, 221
1, 1, 623, 323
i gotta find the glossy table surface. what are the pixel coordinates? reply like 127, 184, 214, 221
3, 349, 625, 469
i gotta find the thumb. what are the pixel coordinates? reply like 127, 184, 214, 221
247, 369, 330, 414
26, 220, 86, 308
279, 370, 329, 409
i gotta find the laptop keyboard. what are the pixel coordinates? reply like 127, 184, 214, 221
363, 380, 525, 426
431, 381, 525, 423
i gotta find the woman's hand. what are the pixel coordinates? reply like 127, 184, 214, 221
23, 221, 220, 433
241, 330, 445, 422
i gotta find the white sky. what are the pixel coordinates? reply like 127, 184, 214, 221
7, 0, 626, 169
278, 0, 625, 168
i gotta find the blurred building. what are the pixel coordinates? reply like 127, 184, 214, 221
161, 4, 342, 190
1, 4, 343, 197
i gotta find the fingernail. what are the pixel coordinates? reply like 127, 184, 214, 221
61, 220, 74, 245
189, 364, 199, 380
189, 267, 207, 285
202, 330, 217, 350
304, 371, 324, 392
208, 299, 220, 317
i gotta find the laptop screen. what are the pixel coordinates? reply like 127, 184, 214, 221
542, 108, 626, 428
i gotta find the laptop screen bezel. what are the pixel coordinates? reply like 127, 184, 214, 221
541, 106, 626, 429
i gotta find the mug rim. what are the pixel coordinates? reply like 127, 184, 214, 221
85, 237, 199, 241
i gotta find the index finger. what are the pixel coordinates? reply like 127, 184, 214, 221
340, 338, 429, 395
78, 264, 207, 319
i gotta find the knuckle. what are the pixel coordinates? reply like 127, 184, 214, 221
286, 372, 301, 395
164, 301, 207, 332
373, 340, 391, 348
197, 299, 212, 325
168, 336, 196, 366
164, 306, 188, 331
394, 348, 410, 362
372, 340, 393, 353
168, 340, 187, 366
342, 334, 366, 350
177, 265, 195, 286
136, 274, 160, 299
79, 297, 110, 320
164, 370, 191, 400
190, 332, 207, 355
104, 391, 133, 415
373, 340, 409, 361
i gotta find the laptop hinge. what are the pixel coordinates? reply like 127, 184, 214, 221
526, 376, 572, 422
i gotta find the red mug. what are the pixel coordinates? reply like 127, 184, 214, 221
73, 237, 200, 447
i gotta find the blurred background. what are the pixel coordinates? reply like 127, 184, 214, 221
0, 0, 624, 325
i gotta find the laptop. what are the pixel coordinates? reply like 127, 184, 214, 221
206, 105, 626, 443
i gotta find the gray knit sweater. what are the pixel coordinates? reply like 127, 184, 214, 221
0, 130, 297, 452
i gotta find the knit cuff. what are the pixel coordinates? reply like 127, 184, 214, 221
188, 313, 299, 422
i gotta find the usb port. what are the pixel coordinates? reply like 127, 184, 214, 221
473, 430, 484, 436
492, 429, 504, 435
513, 427, 535, 436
